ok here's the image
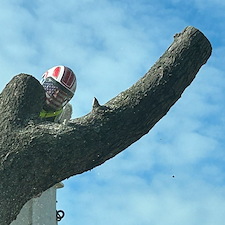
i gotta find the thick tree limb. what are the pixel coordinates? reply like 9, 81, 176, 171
0, 26, 212, 225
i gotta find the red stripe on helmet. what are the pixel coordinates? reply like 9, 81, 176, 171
61, 68, 75, 88
52, 67, 61, 78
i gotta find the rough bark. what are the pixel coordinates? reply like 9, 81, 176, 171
0, 26, 212, 225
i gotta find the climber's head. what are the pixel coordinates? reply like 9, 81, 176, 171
40, 65, 77, 111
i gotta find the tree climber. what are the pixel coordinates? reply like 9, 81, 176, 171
39, 65, 77, 123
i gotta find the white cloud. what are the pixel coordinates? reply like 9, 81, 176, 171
57, 161, 225, 225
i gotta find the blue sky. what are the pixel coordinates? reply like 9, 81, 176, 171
1, 0, 225, 224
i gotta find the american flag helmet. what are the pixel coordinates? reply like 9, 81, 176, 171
41, 65, 77, 111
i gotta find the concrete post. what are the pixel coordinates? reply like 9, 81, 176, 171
10, 183, 64, 225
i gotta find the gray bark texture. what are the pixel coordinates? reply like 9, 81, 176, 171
0, 26, 212, 225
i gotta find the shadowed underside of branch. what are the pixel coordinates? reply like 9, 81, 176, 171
0, 26, 212, 225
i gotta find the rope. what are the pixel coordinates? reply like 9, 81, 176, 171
56, 210, 65, 221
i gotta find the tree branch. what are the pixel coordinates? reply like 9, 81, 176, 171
0, 26, 212, 225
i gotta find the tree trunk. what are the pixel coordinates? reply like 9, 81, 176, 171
0, 26, 212, 225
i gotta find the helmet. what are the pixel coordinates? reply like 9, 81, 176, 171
41, 65, 77, 111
